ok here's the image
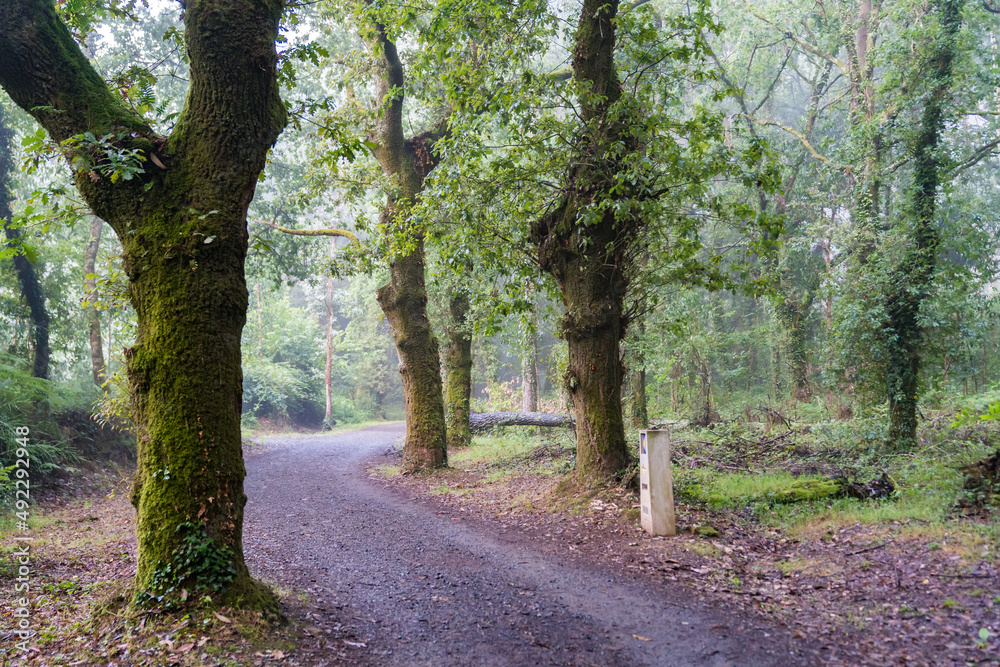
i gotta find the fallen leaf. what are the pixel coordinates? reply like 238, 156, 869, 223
633, 634, 651, 641
273, 649, 285, 659
176, 643, 195, 653
215, 612, 232, 623
197, 636, 209, 647
344, 640, 367, 648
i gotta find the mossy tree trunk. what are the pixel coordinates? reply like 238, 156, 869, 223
0, 0, 286, 608
522, 323, 539, 413
444, 287, 473, 449
884, 0, 962, 450
83, 217, 106, 386
629, 318, 649, 430
532, 0, 639, 484
0, 107, 50, 380
774, 294, 815, 402
367, 23, 448, 471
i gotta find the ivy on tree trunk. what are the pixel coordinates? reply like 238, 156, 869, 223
884, 0, 963, 450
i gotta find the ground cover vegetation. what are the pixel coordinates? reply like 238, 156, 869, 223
0, 0, 999, 661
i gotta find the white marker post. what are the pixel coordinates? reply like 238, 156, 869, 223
639, 430, 675, 536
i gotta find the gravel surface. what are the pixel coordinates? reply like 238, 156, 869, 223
243, 424, 818, 666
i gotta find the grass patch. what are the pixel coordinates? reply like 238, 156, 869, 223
450, 429, 575, 476
669, 417, 1000, 545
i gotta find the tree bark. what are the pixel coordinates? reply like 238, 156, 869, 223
0, 0, 286, 609
884, 0, 962, 450
324, 276, 334, 424
774, 295, 815, 402
522, 326, 539, 413
83, 216, 106, 386
0, 106, 50, 380
366, 19, 448, 471
444, 288, 472, 449
531, 0, 640, 484
470, 411, 574, 434
629, 316, 649, 430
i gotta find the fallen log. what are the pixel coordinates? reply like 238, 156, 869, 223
469, 411, 575, 434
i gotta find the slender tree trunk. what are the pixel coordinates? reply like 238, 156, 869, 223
445, 288, 472, 449
629, 318, 648, 430
522, 327, 538, 413
366, 21, 448, 471
324, 276, 334, 424
0, 0, 286, 609
83, 216, 106, 386
884, 0, 962, 450
0, 107, 49, 379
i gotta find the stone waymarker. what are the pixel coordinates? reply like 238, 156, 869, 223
639, 430, 675, 536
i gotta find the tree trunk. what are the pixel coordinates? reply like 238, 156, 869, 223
83, 216, 106, 386
470, 411, 574, 434
324, 276, 334, 424
367, 21, 448, 471
0, 107, 49, 380
631, 367, 648, 430
629, 316, 649, 430
444, 288, 473, 449
775, 297, 813, 402
884, 0, 961, 450
531, 0, 639, 484
376, 248, 447, 469
0, 0, 286, 610
522, 327, 539, 413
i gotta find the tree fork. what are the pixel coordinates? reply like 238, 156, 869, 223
0, 0, 287, 609
366, 15, 449, 471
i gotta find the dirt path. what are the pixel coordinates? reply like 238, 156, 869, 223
243, 424, 819, 666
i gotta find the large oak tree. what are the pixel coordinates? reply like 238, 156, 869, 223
0, 0, 286, 607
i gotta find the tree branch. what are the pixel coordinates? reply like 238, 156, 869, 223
254, 219, 358, 243
743, 114, 831, 164
743, 0, 848, 74
0, 0, 149, 142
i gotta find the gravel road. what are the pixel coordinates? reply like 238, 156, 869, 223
243, 424, 815, 666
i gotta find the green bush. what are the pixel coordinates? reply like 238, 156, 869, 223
242, 357, 325, 428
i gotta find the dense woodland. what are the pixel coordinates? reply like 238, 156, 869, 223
1, 0, 1000, 634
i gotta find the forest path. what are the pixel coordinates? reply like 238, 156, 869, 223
243, 424, 814, 666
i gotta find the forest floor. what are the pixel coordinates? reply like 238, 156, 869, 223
2, 419, 997, 666
371, 417, 1000, 666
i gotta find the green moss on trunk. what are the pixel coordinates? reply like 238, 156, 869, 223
0, 0, 286, 610
445, 289, 473, 450
376, 242, 448, 471
529, 0, 640, 485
